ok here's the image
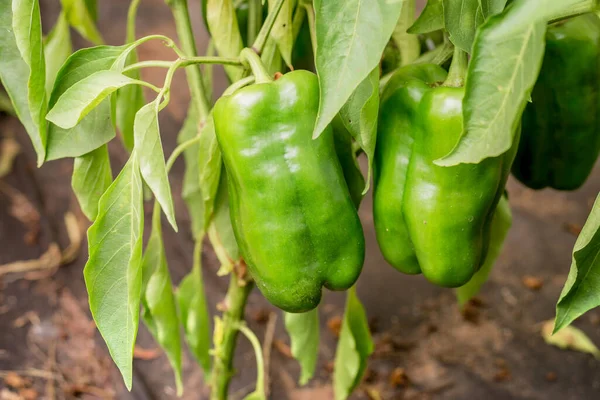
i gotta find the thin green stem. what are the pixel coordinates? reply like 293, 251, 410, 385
443, 47, 468, 87
210, 275, 254, 400
222, 76, 256, 96
241, 48, 272, 83
123, 60, 174, 73
137, 80, 162, 93
126, 0, 141, 43
248, 0, 263, 45
235, 323, 265, 397
252, 0, 286, 53
168, 0, 211, 119
166, 135, 202, 173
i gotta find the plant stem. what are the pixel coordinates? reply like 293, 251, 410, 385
241, 48, 273, 83
223, 76, 256, 96
248, 0, 263, 45
443, 47, 468, 87
235, 322, 265, 397
251, 0, 286, 53
166, 135, 202, 173
210, 274, 254, 400
126, 0, 141, 43
168, 0, 211, 119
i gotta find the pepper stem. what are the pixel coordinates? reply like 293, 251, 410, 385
241, 48, 273, 83
443, 47, 468, 87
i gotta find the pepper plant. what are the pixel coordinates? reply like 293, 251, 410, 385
1, 0, 600, 399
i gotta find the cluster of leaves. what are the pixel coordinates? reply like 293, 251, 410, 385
3, 0, 600, 399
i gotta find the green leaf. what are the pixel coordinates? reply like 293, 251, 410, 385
61, 0, 104, 45
543, 320, 600, 359
177, 241, 211, 375
412, 40, 454, 66
443, 0, 479, 52
338, 67, 378, 194
178, 106, 205, 239
46, 70, 147, 130
436, 0, 592, 166
133, 101, 177, 231
141, 206, 183, 395
334, 287, 373, 400
71, 144, 112, 221
479, 0, 508, 18
198, 114, 222, 231
208, 169, 240, 275
83, 153, 144, 390
284, 309, 319, 385
407, 0, 443, 34
206, 0, 244, 81
555, 193, 600, 332
44, 12, 73, 99
268, 0, 294, 68
456, 195, 511, 306
313, 0, 403, 138
443, 0, 507, 53
392, 0, 420, 66
0, 0, 47, 166
46, 45, 126, 160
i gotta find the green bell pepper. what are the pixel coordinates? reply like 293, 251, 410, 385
373, 63, 518, 287
213, 70, 365, 312
512, 13, 600, 191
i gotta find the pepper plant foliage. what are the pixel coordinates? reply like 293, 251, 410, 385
1, 0, 600, 399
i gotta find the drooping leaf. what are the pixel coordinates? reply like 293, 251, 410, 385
436, 0, 594, 166
542, 320, 600, 359
198, 114, 222, 232
268, 0, 294, 68
313, 0, 403, 138
61, 0, 104, 45
133, 101, 177, 231
443, 0, 480, 52
206, 0, 244, 81
178, 106, 205, 239
46, 70, 148, 130
407, 0, 443, 34
0, 0, 47, 165
334, 287, 374, 400
71, 144, 112, 221
456, 195, 511, 306
141, 206, 183, 395
177, 241, 211, 375
46, 45, 127, 160
83, 154, 144, 390
555, 194, 600, 332
208, 169, 240, 275
44, 12, 73, 98
338, 68, 379, 194
284, 309, 320, 385
392, 0, 420, 66
443, 0, 508, 53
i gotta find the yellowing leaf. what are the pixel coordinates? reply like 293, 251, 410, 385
542, 320, 600, 359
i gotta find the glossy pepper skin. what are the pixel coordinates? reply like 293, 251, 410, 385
373, 64, 518, 287
512, 13, 600, 190
213, 70, 365, 313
